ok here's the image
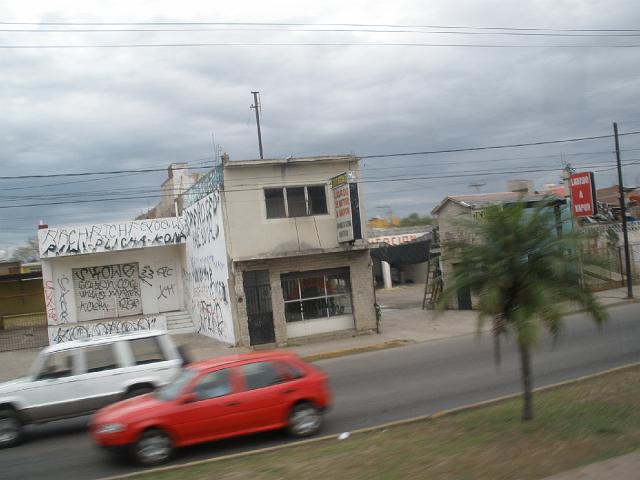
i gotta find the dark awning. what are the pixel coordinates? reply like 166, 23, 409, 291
370, 237, 431, 266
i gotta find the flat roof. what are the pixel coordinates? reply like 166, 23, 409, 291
43, 329, 167, 353
223, 155, 358, 168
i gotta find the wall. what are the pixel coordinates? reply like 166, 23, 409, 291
48, 315, 167, 344
40, 245, 184, 328
38, 217, 187, 258
223, 158, 362, 260
232, 249, 376, 347
0, 278, 45, 315
182, 189, 235, 344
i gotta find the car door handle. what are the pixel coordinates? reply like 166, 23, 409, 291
282, 388, 297, 394
224, 401, 240, 407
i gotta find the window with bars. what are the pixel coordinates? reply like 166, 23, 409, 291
265, 185, 328, 219
281, 268, 352, 322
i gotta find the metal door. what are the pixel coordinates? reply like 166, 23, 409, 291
243, 270, 275, 345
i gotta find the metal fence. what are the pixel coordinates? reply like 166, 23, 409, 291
0, 312, 48, 352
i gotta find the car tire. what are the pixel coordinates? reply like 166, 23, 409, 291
132, 428, 173, 466
287, 402, 322, 438
125, 386, 154, 399
0, 409, 23, 448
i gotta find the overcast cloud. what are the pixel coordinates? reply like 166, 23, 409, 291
1, 0, 640, 255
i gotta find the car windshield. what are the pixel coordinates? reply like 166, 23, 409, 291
154, 368, 197, 401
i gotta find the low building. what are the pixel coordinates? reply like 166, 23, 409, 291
432, 192, 569, 310
36, 155, 377, 347
368, 226, 432, 288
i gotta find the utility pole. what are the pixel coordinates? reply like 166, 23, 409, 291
614, 122, 634, 298
250, 91, 264, 159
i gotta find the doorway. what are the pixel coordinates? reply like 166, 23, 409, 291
243, 270, 276, 345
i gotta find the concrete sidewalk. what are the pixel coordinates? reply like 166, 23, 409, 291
542, 450, 640, 480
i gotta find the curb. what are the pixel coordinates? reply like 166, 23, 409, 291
98, 361, 640, 480
299, 339, 414, 362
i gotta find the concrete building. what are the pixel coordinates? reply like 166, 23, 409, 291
36, 155, 377, 347
136, 163, 202, 219
221, 155, 377, 346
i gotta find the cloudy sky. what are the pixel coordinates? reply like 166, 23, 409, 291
2, 0, 640, 256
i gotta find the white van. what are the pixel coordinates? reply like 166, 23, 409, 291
0, 330, 185, 447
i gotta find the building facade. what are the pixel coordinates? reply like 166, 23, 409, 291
37, 155, 377, 347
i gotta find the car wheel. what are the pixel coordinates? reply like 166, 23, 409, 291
133, 429, 172, 466
288, 402, 322, 438
125, 386, 154, 399
0, 410, 22, 448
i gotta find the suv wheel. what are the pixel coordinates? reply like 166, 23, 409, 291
0, 410, 22, 448
288, 402, 322, 438
133, 429, 172, 466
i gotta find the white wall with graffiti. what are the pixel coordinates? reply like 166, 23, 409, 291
182, 189, 235, 344
40, 239, 185, 343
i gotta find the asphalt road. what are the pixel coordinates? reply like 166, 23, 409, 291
1, 303, 639, 480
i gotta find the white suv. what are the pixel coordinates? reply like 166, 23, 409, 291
0, 330, 185, 447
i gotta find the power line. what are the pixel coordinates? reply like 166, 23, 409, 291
360, 131, 640, 159
3, 27, 640, 38
0, 163, 215, 180
2, 21, 639, 33
3, 131, 638, 182
3, 41, 640, 49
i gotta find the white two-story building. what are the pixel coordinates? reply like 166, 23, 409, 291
38, 155, 377, 347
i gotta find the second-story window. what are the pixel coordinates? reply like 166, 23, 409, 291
265, 185, 328, 219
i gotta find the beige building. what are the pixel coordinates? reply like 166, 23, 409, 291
137, 163, 202, 219
221, 155, 377, 346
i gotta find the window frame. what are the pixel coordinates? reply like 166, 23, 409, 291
79, 343, 120, 374
127, 336, 167, 366
281, 268, 353, 323
264, 184, 329, 219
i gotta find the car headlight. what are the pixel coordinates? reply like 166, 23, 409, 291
96, 423, 126, 434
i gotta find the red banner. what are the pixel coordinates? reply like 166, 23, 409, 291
569, 172, 596, 217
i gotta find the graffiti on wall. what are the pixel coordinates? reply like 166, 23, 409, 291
48, 315, 166, 344
57, 275, 70, 324
44, 280, 58, 324
38, 218, 187, 258
182, 189, 234, 343
72, 263, 142, 321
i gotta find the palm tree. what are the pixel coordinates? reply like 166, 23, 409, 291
439, 198, 607, 421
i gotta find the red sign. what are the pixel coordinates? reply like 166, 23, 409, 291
569, 172, 597, 217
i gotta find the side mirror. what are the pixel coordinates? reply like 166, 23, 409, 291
180, 392, 198, 404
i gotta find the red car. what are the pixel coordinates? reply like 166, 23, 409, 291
90, 351, 331, 465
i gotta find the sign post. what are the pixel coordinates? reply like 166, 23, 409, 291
331, 171, 362, 243
569, 171, 597, 218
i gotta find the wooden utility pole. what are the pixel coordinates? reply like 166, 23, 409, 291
614, 122, 634, 298
251, 91, 264, 159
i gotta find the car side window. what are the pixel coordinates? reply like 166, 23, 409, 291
193, 369, 232, 400
274, 360, 305, 381
83, 344, 119, 373
129, 337, 166, 365
241, 361, 285, 390
37, 351, 75, 380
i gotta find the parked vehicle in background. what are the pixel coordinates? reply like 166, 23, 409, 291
90, 351, 332, 466
0, 330, 184, 448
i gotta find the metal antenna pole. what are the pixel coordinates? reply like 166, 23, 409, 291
614, 122, 634, 298
251, 91, 264, 159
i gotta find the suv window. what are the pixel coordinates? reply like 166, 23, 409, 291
193, 369, 232, 400
241, 361, 285, 390
37, 351, 75, 380
83, 344, 118, 373
129, 337, 166, 365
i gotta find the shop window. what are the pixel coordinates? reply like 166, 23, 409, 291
281, 268, 353, 323
264, 185, 328, 219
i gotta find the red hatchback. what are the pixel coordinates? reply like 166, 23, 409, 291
90, 351, 331, 465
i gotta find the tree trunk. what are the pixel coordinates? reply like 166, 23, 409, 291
518, 342, 534, 421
